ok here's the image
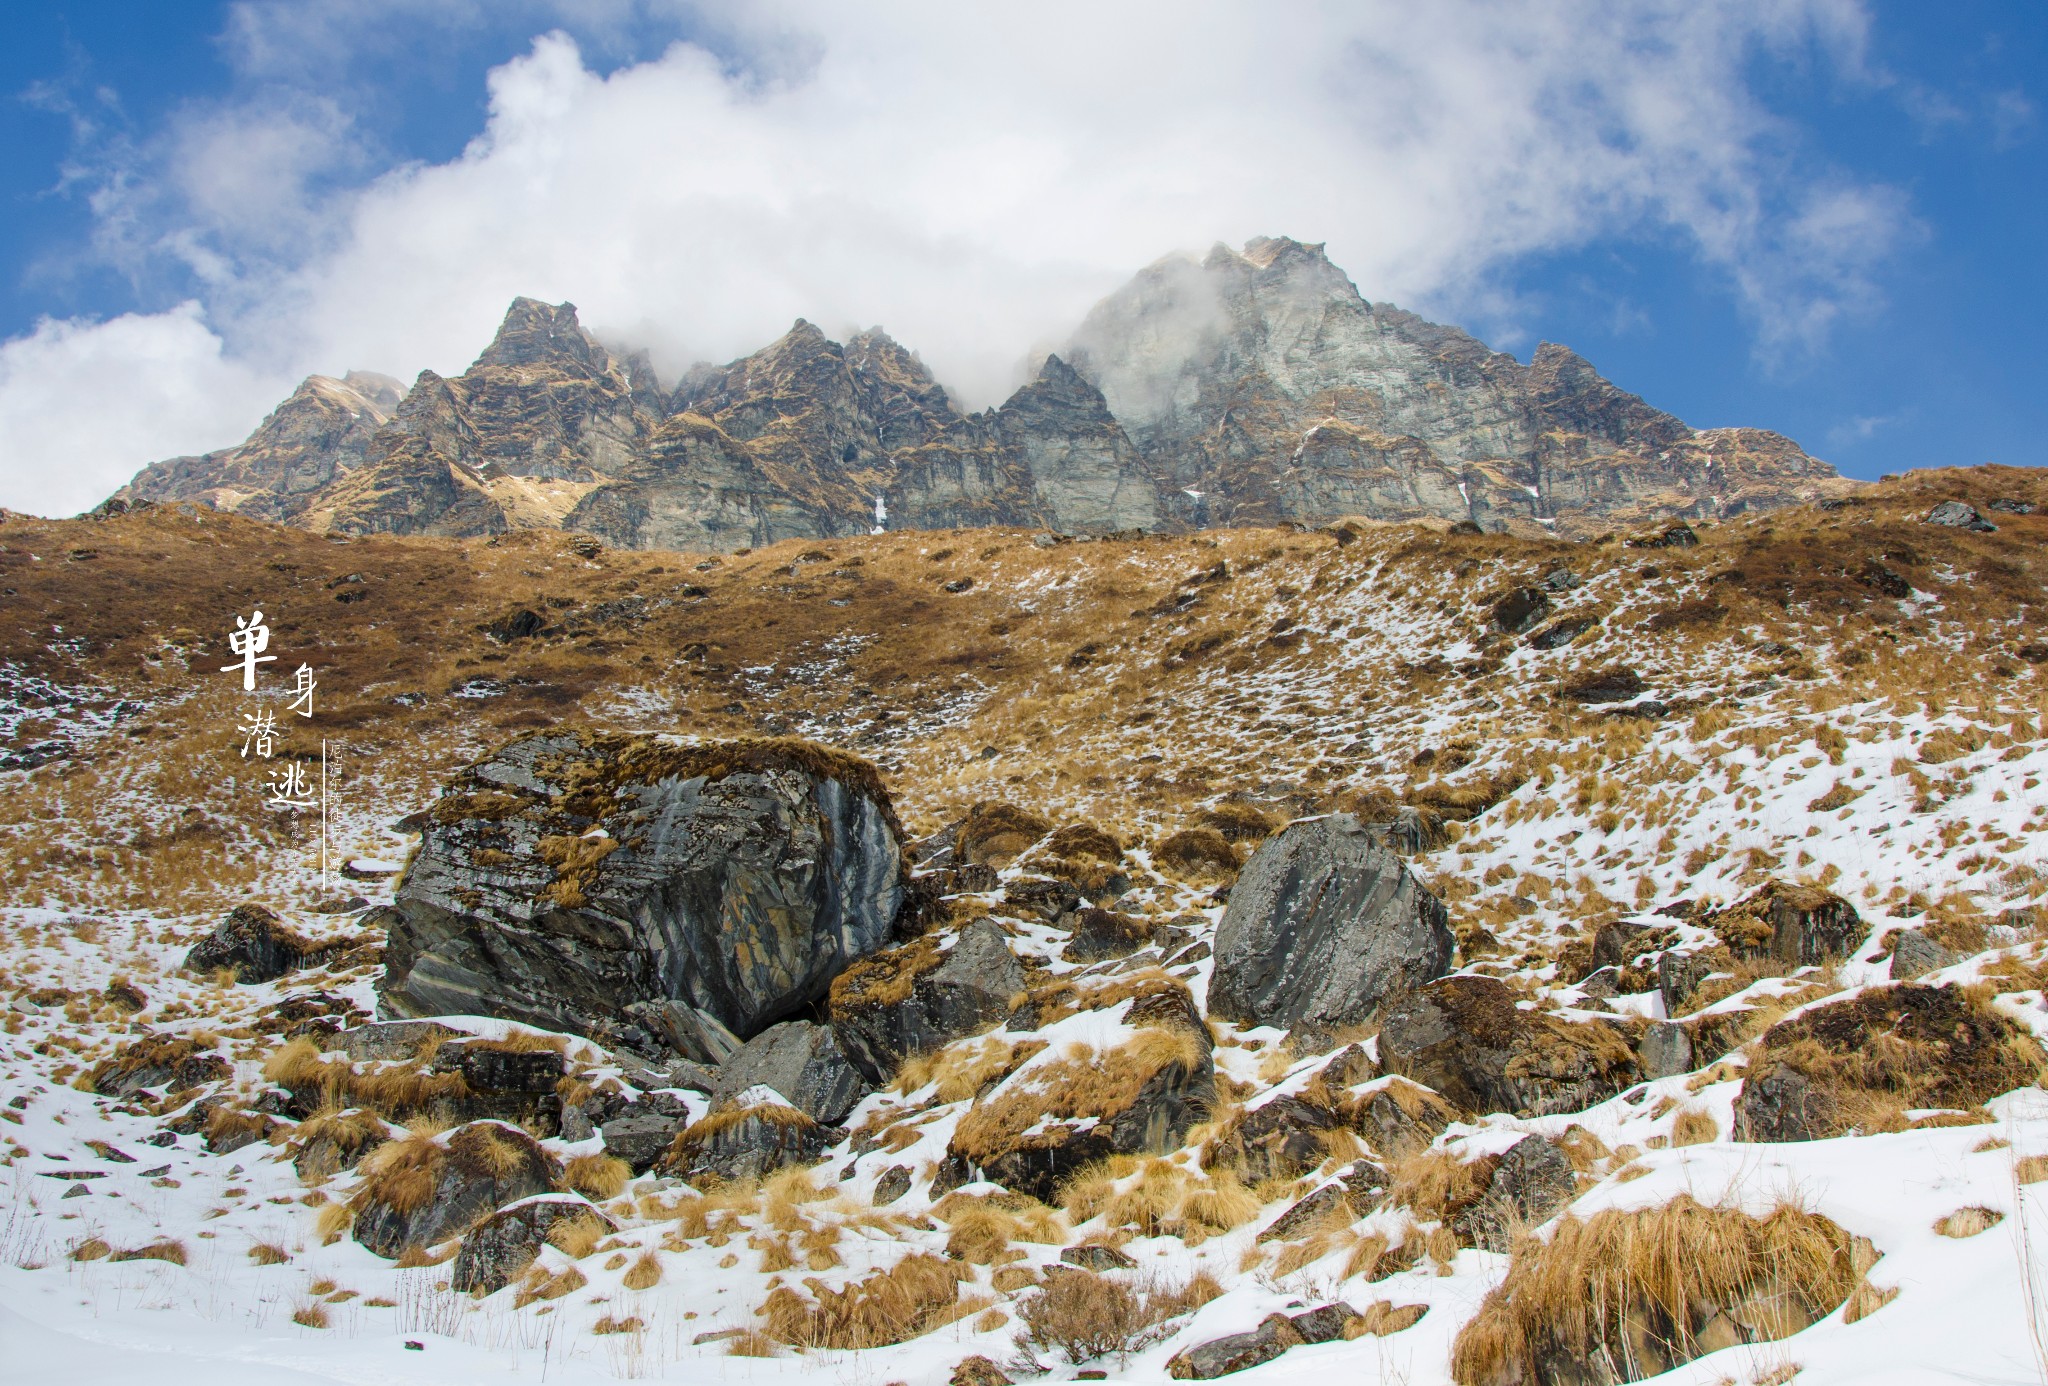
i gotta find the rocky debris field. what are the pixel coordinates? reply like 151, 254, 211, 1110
8, 466, 2048, 1385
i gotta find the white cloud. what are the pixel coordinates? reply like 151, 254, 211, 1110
0, 303, 290, 517
0, 0, 1907, 516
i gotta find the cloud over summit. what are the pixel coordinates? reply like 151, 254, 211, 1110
0, 0, 1904, 516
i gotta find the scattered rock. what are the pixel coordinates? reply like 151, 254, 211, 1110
872, 1164, 913, 1206
1926, 500, 1997, 532
183, 904, 311, 983
712, 1020, 869, 1126
380, 733, 906, 1059
1988, 498, 2036, 515
1208, 814, 1454, 1035
1626, 522, 1698, 549
1377, 976, 1640, 1118
830, 919, 1025, 1083
352, 1122, 560, 1260
451, 1194, 616, 1294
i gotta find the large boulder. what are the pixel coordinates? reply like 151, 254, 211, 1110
351, 1121, 560, 1260
451, 1194, 617, 1294
379, 733, 905, 1058
1208, 814, 1454, 1035
1735, 984, 2043, 1141
1377, 976, 1639, 1118
830, 918, 1025, 1083
184, 904, 312, 983
712, 1020, 870, 1126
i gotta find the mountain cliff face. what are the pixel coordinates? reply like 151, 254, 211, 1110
112, 239, 1848, 546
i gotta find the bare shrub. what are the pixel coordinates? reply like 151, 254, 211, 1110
1017, 1269, 1153, 1366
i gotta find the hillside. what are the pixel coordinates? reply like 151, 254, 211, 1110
4, 465, 2047, 1386
110, 239, 1850, 548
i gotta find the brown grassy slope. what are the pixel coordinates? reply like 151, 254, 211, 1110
2, 465, 2045, 916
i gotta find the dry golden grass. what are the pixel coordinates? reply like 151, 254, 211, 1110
563, 1152, 631, 1201
1671, 1107, 1721, 1146
894, 1035, 1046, 1103
68, 1238, 111, 1262
248, 1241, 291, 1265
1934, 1206, 2005, 1238
760, 1252, 971, 1349
1016, 1268, 1151, 1366
291, 1302, 330, 1329
592, 1314, 645, 1335
1451, 1196, 1862, 1385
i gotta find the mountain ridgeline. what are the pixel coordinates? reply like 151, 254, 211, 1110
113, 237, 1847, 546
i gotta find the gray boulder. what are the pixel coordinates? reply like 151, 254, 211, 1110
601, 1112, 691, 1173
1890, 930, 1960, 982
830, 918, 1025, 1082
713, 1020, 870, 1125
1207, 814, 1454, 1035
379, 733, 905, 1058
184, 904, 308, 983
1927, 500, 1997, 532
451, 1195, 617, 1294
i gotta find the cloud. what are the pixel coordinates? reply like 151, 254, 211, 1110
0, 0, 1908, 516
0, 303, 290, 517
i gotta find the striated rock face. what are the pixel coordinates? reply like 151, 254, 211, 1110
380, 732, 905, 1058
114, 240, 1848, 543
1065, 237, 1846, 538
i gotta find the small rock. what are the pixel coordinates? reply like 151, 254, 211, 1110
872, 1164, 913, 1206
1926, 500, 1997, 532
1889, 930, 1960, 982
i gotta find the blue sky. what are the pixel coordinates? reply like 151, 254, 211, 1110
0, 2, 2041, 515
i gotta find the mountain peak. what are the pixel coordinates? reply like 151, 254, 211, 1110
472, 297, 608, 372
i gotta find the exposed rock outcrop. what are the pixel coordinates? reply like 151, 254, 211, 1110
1207, 813, 1454, 1036
712, 1020, 869, 1126
183, 904, 312, 983
351, 1122, 560, 1260
380, 733, 905, 1058
1376, 976, 1640, 1118
829, 918, 1025, 1083
1735, 984, 2042, 1141
451, 1194, 616, 1294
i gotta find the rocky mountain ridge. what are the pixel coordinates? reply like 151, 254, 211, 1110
113, 238, 1850, 546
